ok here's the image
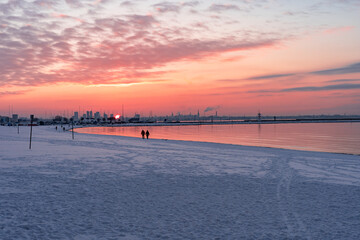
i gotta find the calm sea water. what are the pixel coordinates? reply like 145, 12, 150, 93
75, 122, 360, 155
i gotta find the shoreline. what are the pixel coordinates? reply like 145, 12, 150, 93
73, 122, 360, 156
75, 130, 360, 157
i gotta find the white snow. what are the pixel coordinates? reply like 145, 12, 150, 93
0, 125, 360, 239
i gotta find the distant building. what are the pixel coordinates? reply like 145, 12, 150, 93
94, 112, 100, 120
74, 112, 79, 121
0, 116, 10, 124
129, 116, 140, 123
12, 114, 18, 123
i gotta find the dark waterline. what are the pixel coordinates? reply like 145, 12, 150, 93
75, 122, 360, 155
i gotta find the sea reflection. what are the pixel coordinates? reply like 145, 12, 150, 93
75, 122, 360, 155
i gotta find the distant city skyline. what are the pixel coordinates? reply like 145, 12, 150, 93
1, 0, 360, 116
2, 109, 360, 122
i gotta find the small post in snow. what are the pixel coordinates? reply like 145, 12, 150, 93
29, 115, 34, 149
17, 123, 19, 134
71, 119, 74, 140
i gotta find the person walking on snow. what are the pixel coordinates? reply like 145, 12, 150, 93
141, 130, 145, 139
146, 130, 150, 139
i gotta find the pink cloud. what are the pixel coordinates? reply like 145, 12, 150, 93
0, 37, 277, 87
0, 90, 30, 97
0, 1, 283, 88
52, 13, 69, 18
323, 26, 354, 34
209, 4, 240, 12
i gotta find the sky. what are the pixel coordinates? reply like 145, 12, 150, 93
0, 0, 360, 118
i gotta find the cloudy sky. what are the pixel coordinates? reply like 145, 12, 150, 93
1, 0, 360, 117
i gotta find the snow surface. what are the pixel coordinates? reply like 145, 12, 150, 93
0, 125, 360, 239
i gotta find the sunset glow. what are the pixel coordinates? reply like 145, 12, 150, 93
1, 0, 360, 117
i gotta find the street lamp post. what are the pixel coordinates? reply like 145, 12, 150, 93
29, 115, 34, 149
72, 119, 74, 140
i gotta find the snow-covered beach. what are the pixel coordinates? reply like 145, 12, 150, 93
1, 126, 360, 239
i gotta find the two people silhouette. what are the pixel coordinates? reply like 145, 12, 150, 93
141, 130, 150, 139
